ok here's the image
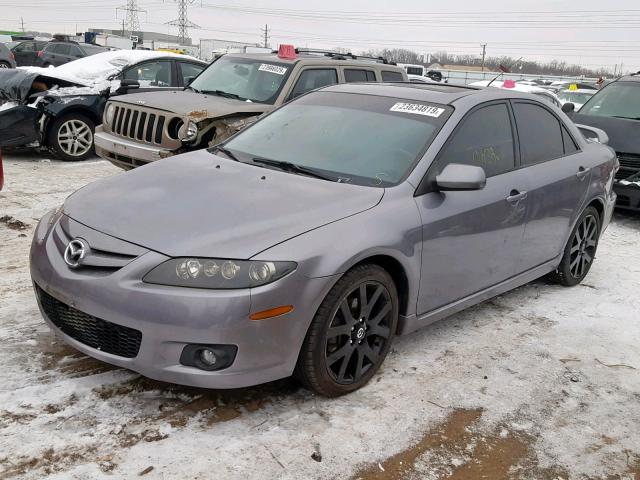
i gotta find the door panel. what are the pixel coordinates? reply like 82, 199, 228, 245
415, 170, 529, 314
511, 101, 591, 269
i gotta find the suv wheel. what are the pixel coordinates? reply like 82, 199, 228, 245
549, 206, 600, 286
295, 264, 398, 397
48, 113, 95, 161
0, 61, 10, 69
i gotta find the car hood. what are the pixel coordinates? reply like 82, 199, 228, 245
63, 152, 384, 258
572, 113, 640, 155
111, 90, 271, 120
0, 69, 85, 103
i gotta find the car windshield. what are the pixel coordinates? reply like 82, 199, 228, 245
80, 44, 108, 55
579, 81, 640, 119
189, 56, 291, 104
559, 91, 593, 104
218, 91, 452, 187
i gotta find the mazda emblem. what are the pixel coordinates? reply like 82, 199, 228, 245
64, 239, 87, 268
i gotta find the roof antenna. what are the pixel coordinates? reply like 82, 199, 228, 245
487, 57, 523, 87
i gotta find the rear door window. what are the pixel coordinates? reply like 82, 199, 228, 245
289, 68, 338, 100
513, 102, 565, 165
381, 70, 404, 82
434, 103, 516, 177
562, 126, 579, 154
179, 62, 205, 86
344, 69, 376, 83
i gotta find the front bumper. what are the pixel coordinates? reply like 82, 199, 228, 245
0, 105, 38, 147
613, 181, 640, 211
30, 211, 337, 389
94, 126, 175, 170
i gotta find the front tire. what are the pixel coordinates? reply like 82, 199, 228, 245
549, 206, 600, 286
47, 113, 95, 161
0, 61, 11, 69
295, 264, 399, 397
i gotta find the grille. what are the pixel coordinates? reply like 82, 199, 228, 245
111, 104, 168, 146
616, 153, 640, 181
37, 286, 142, 358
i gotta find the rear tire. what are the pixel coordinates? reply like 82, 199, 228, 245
47, 113, 95, 162
0, 61, 10, 69
549, 206, 600, 286
295, 264, 398, 397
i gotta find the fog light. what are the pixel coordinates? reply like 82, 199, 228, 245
199, 348, 217, 366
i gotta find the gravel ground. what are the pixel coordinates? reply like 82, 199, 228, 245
1, 151, 639, 480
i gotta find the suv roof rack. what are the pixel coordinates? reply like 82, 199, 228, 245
290, 48, 395, 65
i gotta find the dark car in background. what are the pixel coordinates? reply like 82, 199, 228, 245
37, 41, 109, 67
6, 40, 48, 66
571, 73, 640, 211
0, 43, 16, 69
0, 50, 206, 160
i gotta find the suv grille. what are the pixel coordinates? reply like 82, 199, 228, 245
37, 286, 142, 358
111, 104, 168, 146
616, 153, 640, 181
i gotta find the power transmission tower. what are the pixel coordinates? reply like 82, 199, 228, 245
261, 24, 270, 48
481, 43, 487, 72
167, 0, 199, 45
116, 0, 145, 35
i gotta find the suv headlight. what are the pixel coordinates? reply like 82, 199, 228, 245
104, 103, 115, 125
178, 120, 198, 142
143, 258, 296, 289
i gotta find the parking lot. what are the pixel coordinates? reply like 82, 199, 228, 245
0, 152, 638, 479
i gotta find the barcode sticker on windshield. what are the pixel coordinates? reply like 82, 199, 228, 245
258, 64, 288, 75
390, 103, 445, 117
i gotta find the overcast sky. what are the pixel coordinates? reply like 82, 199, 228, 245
2, 0, 639, 72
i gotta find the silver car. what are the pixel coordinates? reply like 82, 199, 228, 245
30, 83, 617, 396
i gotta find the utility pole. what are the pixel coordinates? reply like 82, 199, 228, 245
121, 18, 125, 37
481, 43, 487, 72
20, 17, 25, 32
167, 0, 199, 46
261, 24, 270, 49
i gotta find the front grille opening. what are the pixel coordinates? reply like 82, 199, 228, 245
146, 114, 156, 142
129, 111, 139, 138
137, 112, 147, 140
36, 285, 142, 358
155, 116, 165, 144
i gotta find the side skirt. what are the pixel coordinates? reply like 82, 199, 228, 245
397, 258, 559, 336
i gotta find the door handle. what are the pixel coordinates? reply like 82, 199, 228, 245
506, 189, 528, 204
576, 166, 591, 180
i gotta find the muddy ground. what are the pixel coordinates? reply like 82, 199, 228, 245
0, 152, 639, 479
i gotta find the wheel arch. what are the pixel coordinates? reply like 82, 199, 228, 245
44, 106, 100, 143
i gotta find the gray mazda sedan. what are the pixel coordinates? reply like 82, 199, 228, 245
31, 83, 618, 396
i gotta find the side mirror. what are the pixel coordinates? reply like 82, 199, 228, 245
561, 102, 575, 114
435, 163, 487, 191
116, 79, 140, 94
576, 124, 609, 145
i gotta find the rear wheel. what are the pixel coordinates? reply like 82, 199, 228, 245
549, 206, 600, 286
47, 113, 95, 161
295, 264, 398, 397
0, 61, 10, 69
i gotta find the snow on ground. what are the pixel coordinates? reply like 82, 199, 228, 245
0, 151, 639, 479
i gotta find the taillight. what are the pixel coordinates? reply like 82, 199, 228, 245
37, 51, 43, 57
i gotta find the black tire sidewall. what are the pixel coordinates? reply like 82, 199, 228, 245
297, 264, 399, 396
556, 206, 601, 286
48, 113, 95, 161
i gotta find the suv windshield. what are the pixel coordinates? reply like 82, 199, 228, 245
579, 81, 640, 119
559, 91, 593, 104
189, 56, 292, 104
218, 91, 452, 187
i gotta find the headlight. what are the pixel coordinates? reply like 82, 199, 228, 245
104, 103, 115, 125
143, 258, 296, 289
178, 120, 198, 142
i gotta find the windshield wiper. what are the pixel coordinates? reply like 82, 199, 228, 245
611, 115, 640, 120
211, 145, 240, 161
201, 89, 244, 100
252, 157, 336, 181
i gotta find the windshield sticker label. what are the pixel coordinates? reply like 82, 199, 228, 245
258, 64, 288, 75
390, 103, 445, 117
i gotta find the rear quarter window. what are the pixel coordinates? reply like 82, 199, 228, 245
382, 71, 404, 82
513, 102, 564, 165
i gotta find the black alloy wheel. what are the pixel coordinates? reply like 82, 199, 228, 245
295, 264, 398, 397
550, 206, 600, 286
325, 281, 393, 384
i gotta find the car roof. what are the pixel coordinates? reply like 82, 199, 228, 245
319, 82, 539, 105
225, 52, 404, 68
616, 74, 640, 83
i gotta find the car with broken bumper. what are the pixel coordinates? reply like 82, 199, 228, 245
93, 48, 408, 170
0, 50, 205, 160
31, 83, 617, 396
